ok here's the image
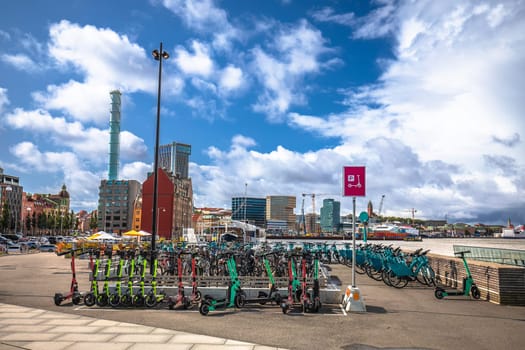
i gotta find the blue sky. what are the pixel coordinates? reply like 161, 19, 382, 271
1, 0, 524, 225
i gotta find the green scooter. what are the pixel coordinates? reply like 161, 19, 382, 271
84, 249, 102, 307
434, 250, 481, 300
199, 253, 243, 316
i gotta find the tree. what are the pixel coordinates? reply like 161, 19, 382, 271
25, 214, 31, 234
0, 202, 8, 233
90, 212, 98, 230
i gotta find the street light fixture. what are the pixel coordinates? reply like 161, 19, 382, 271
151, 42, 169, 274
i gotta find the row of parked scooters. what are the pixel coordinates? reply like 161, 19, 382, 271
53, 245, 323, 315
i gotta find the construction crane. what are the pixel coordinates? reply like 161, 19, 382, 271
406, 208, 418, 224
378, 194, 385, 216
301, 193, 335, 234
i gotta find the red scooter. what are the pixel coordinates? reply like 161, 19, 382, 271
54, 247, 85, 306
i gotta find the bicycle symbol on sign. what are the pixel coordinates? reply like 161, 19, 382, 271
347, 175, 362, 188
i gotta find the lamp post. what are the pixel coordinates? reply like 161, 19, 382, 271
151, 42, 169, 274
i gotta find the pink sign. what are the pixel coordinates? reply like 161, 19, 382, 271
343, 166, 366, 197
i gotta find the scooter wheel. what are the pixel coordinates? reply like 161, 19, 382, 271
54, 293, 64, 306
97, 294, 108, 307
281, 303, 289, 314
434, 289, 444, 299
274, 293, 282, 305
134, 295, 145, 307
199, 303, 210, 316
183, 297, 191, 309
84, 292, 96, 307
145, 294, 157, 308
471, 286, 481, 300
194, 291, 202, 302
72, 292, 82, 305
109, 294, 121, 308
120, 294, 132, 307
234, 293, 246, 308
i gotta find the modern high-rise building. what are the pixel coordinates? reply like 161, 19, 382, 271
320, 198, 341, 234
266, 196, 296, 230
159, 142, 191, 179
98, 179, 141, 234
0, 167, 22, 234
231, 197, 266, 227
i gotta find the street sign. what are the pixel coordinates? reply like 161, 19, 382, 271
343, 166, 366, 197
359, 211, 369, 223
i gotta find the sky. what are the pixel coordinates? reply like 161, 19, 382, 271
0, 0, 524, 225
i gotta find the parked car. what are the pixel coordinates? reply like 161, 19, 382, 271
24, 241, 39, 250
7, 242, 21, 253
39, 244, 57, 253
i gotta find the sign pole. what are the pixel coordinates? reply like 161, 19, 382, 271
342, 165, 367, 313
352, 196, 356, 287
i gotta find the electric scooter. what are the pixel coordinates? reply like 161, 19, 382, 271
145, 252, 166, 307
54, 247, 85, 306
133, 250, 148, 307
120, 249, 136, 307
301, 250, 321, 313
167, 249, 202, 309
280, 251, 302, 314
434, 250, 481, 300
96, 247, 113, 307
199, 253, 243, 316
109, 250, 127, 307
83, 249, 101, 307
235, 252, 282, 307
167, 250, 190, 309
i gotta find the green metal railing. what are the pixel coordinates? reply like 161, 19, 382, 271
454, 245, 525, 267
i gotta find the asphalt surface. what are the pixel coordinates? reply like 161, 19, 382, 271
1, 252, 524, 350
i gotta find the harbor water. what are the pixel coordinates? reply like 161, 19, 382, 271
268, 238, 525, 257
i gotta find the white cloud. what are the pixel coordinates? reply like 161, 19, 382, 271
5, 108, 147, 164
252, 19, 332, 119
285, 0, 525, 222
1, 53, 41, 72
219, 65, 243, 91
10, 141, 103, 208
0, 87, 9, 113
174, 40, 214, 77
159, 0, 239, 50
120, 161, 150, 182
34, 20, 157, 124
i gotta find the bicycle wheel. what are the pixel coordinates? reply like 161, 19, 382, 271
417, 265, 436, 286
388, 272, 408, 289
382, 270, 392, 287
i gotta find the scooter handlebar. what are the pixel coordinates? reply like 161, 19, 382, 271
56, 247, 85, 256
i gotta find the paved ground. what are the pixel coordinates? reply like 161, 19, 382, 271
1, 252, 524, 350
0, 302, 283, 350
